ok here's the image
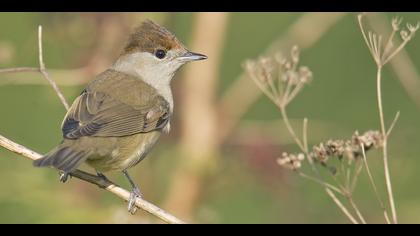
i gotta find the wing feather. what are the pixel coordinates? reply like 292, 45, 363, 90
62, 90, 170, 139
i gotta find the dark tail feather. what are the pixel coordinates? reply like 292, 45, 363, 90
33, 145, 89, 173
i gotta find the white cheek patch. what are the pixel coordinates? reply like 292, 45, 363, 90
112, 52, 175, 112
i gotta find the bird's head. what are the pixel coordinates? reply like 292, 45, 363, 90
114, 20, 207, 81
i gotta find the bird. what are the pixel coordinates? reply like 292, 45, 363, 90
33, 20, 207, 213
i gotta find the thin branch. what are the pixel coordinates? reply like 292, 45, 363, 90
382, 40, 410, 65
358, 14, 377, 65
347, 196, 367, 224
279, 106, 305, 151
325, 188, 359, 224
376, 67, 398, 224
360, 143, 391, 224
382, 29, 397, 62
0, 134, 185, 224
368, 13, 420, 109
386, 111, 400, 137
350, 160, 363, 193
297, 171, 343, 195
0, 67, 39, 73
279, 104, 358, 224
38, 25, 70, 110
302, 118, 309, 153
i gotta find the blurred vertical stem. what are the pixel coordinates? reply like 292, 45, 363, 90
356, 13, 415, 224
163, 12, 229, 220
376, 66, 397, 223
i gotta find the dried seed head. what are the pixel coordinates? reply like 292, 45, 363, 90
260, 57, 274, 71
291, 45, 300, 64
298, 66, 313, 84
326, 139, 345, 157
308, 130, 382, 170
286, 71, 299, 84
245, 45, 312, 107
344, 142, 356, 161
352, 130, 383, 149
259, 57, 275, 83
400, 30, 410, 41
392, 17, 403, 31
277, 152, 305, 170
312, 143, 329, 163
407, 22, 420, 34
297, 153, 305, 161
275, 52, 286, 65
246, 60, 264, 83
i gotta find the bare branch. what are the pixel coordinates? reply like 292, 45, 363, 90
38, 25, 70, 110
0, 134, 185, 224
325, 188, 359, 224
0, 67, 39, 73
347, 196, 367, 224
360, 143, 391, 224
386, 111, 400, 138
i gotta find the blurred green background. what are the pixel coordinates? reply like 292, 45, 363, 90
0, 12, 419, 223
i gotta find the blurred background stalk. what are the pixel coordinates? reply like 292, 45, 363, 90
163, 12, 229, 220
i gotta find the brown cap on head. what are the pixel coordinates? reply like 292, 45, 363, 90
122, 20, 183, 55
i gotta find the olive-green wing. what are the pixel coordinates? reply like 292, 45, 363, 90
61, 90, 170, 139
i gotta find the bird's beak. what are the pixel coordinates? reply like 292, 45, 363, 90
178, 51, 207, 62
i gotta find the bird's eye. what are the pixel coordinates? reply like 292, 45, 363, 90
155, 49, 166, 59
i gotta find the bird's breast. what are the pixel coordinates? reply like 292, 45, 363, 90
86, 131, 162, 172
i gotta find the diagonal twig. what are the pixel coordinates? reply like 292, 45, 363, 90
0, 134, 184, 224
37, 26, 70, 110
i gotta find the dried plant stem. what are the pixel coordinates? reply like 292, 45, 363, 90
325, 188, 359, 224
279, 106, 305, 151
279, 106, 359, 224
0, 134, 184, 224
0, 67, 39, 73
376, 67, 397, 224
300, 171, 362, 224
38, 26, 70, 110
297, 171, 342, 194
382, 40, 410, 65
302, 118, 309, 153
361, 143, 391, 224
347, 196, 367, 224
219, 13, 346, 144
350, 160, 363, 192
386, 111, 400, 138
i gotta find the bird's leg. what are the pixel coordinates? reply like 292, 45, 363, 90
96, 171, 110, 182
123, 170, 142, 214
59, 171, 70, 183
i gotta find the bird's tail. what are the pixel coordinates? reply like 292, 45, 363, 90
33, 143, 90, 173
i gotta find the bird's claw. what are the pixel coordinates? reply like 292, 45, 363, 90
96, 172, 110, 182
59, 172, 70, 183
128, 187, 142, 214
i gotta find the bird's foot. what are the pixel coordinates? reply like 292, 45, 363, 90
96, 171, 110, 182
59, 171, 70, 183
128, 186, 143, 214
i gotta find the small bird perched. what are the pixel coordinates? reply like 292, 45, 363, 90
33, 20, 207, 213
